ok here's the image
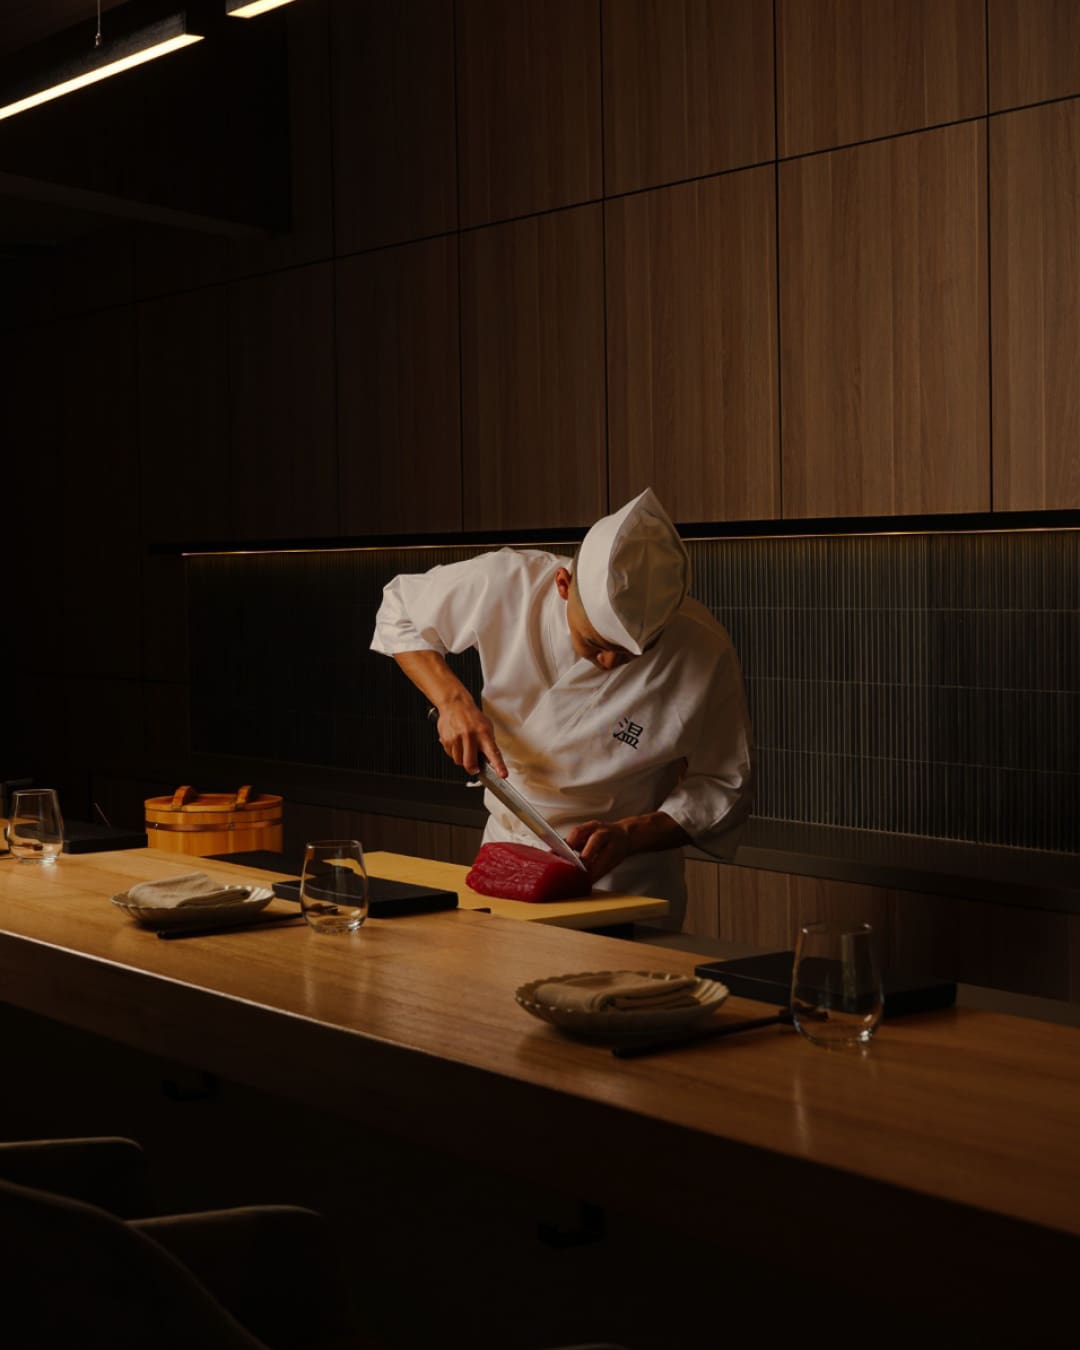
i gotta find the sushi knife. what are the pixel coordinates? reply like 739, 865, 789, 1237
427, 707, 588, 873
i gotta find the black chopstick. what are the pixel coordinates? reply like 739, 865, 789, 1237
612, 1009, 794, 1059
156, 913, 306, 940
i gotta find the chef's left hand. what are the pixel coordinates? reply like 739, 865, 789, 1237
565, 811, 691, 881
564, 820, 632, 881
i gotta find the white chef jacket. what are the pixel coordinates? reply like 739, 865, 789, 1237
371, 549, 753, 916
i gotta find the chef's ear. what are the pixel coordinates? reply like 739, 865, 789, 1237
555, 567, 572, 601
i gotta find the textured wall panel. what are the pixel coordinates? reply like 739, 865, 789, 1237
190, 530, 1080, 852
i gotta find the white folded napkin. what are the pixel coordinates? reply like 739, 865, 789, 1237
125, 872, 242, 910
532, 971, 701, 1014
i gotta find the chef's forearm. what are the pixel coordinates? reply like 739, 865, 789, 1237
394, 651, 507, 776
393, 651, 477, 713
621, 811, 691, 854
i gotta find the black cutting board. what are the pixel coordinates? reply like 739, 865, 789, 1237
694, 950, 956, 1018
206, 851, 457, 917
271, 874, 457, 918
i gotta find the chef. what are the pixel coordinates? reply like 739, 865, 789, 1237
370, 488, 753, 918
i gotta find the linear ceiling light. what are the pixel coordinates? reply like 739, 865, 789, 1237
0, 13, 203, 123
226, 0, 297, 16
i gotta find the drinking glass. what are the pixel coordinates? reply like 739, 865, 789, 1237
8, 789, 64, 865
300, 840, 368, 935
791, 920, 883, 1048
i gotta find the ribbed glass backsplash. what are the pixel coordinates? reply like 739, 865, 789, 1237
189, 530, 1080, 853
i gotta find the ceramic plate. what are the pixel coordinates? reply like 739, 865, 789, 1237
111, 885, 273, 930
515, 970, 730, 1039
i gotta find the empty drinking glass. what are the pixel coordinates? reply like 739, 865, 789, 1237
300, 840, 368, 935
8, 788, 64, 865
791, 920, 883, 1048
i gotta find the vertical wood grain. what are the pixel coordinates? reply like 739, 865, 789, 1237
448, 825, 486, 866
135, 225, 231, 306
321, 810, 482, 865
456, 0, 602, 227
989, 0, 1080, 111
29, 230, 136, 324
787, 875, 893, 970
141, 555, 188, 685
461, 206, 606, 529
5, 324, 63, 675
777, 0, 986, 158
1069, 915, 1080, 1003
892, 887, 1072, 999
135, 4, 330, 296
142, 682, 191, 762
988, 904, 1071, 1000
990, 101, 1080, 510
137, 287, 231, 545
601, 0, 774, 196
684, 858, 720, 938
331, 0, 457, 254
780, 123, 989, 518
337, 237, 462, 536
889, 889, 993, 986
282, 801, 334, 860
606, 168, 779, 521
67, 679, 145, 764
58, 308, 142, 679
230, 0, 333, 277
92, 776, 174, 834
718, 865, 793, 949
227, 263, 337, 540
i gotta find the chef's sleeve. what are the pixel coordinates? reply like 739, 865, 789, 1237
370, 553, 502, 658
658, 648, 754, 862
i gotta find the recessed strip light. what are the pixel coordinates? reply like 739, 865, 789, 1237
226, 0, 298, 16
0, 14, 203, 123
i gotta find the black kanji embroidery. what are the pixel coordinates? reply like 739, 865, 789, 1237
613, 717, 644, 750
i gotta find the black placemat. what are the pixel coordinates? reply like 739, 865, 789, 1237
271, 874, 457, 918
695, 950, 956, 1018
207, 850, 456, 916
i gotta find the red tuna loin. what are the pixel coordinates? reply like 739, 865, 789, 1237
466, 842, 591, 902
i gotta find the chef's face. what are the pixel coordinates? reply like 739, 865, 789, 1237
555, 567, 634, 670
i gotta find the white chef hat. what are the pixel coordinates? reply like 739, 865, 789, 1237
574, 488, 689, 655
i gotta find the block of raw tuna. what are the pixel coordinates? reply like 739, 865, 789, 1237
466, 842, 591, 902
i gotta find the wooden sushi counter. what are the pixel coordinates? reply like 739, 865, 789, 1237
1, 847, 1079, 1341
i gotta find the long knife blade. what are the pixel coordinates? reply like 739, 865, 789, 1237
475, 762, 589, 873
426, 706, 587, 873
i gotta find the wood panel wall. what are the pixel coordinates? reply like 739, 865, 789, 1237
4, 0, 1080, 997
6, 0, 1079, 550
990, 99, 1080, 509
780, 123, 989, 517
686, 857, 1080, 1002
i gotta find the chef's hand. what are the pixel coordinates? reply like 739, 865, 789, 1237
565, 812, 691, 881
564, 820, 632, 881
437, 700, 508, 778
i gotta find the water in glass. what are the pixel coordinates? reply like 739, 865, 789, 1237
791, 920, 883, 1048
8, 788, 64, 864
300, 840, 368, 935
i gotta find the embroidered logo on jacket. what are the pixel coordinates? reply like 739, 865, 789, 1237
613, 717, 644, 749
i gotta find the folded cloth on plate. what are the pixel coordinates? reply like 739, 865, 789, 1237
532, 971, 700, 1013
125, 872, 241, 909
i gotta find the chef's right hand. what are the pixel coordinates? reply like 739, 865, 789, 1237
437, 700, 508, 778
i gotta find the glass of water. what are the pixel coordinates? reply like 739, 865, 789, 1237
300, 840, 368, 935
8, 788, 64, 865
791, 920, 883, 1048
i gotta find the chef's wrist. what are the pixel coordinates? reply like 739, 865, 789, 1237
620, 812, 690, 855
